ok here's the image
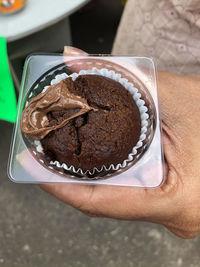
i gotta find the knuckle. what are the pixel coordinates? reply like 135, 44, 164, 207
75, 186, 102, 216
166, 195, 200, 238
168, 226, 199, 239
170, 205, 200, 238
183, 202, 200, 231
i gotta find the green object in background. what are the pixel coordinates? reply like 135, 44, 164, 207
0, 37, 17, 123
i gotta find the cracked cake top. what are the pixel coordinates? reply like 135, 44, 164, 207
21, 74, 141, 172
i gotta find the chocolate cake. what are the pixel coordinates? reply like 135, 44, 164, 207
21, 74, 141, 172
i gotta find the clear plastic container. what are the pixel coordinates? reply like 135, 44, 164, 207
8, 54, 164, 187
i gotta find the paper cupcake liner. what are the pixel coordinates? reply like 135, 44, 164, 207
31, 67, 149, 177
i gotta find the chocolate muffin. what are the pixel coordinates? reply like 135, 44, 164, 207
21, 74, 141, 173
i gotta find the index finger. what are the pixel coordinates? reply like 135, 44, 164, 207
17, 149, 167, 220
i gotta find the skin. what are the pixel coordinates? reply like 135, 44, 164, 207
18, 47, 200, 239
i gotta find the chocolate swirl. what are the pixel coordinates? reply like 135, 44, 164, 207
21, 78, 95, 140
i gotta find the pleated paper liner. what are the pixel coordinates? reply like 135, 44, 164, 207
21, 61, 156, 180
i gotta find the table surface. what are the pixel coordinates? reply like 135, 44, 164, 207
0, 0, 89, 42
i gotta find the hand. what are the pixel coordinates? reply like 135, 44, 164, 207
18, 46, 200, 239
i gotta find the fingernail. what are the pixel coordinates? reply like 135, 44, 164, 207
64, 46, 88, 56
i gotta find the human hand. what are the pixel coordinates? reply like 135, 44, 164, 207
18, 47, 200, 239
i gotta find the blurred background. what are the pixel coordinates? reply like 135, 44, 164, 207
0, 0, 200, 266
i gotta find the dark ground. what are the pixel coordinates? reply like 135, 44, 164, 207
1, 0, 200, 266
